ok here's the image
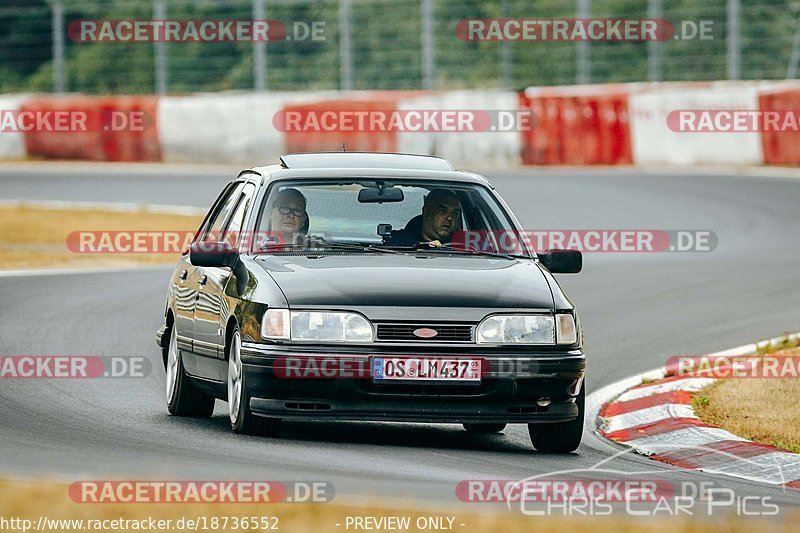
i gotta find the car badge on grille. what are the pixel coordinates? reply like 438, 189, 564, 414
413, 328, 438, 338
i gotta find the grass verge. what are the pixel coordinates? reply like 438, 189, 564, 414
0, 205, 201, 270
693, 347, 800, 454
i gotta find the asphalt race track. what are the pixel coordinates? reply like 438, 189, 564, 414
1, 164, 799, 507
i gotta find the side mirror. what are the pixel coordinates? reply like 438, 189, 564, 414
538, 249, 582, 274
190, 241, 239, 269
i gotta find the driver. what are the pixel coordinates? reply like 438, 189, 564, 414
390, 189, 462, 247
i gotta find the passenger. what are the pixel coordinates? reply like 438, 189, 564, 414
266, 188, 308, 245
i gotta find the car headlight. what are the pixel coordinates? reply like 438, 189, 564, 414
261, 309, 373, 343
555, 313, 578, 345
476, 314, 555, 345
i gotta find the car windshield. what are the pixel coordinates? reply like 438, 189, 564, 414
251, 178, 532, 257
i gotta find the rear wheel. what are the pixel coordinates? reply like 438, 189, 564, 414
227, 328, 280, 435
528, 388, 584, 453
463, 423, 506, 433
166, 326, 215, 417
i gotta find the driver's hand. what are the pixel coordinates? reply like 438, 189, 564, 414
427, 240, 442, 248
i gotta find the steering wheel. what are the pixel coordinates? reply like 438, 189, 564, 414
299, 234, 326, 248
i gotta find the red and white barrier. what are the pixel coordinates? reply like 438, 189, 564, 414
3, 83, 800, 167
520, 84, 636, 165
396, 90, 521, 165
520, 80, 800, 167
758, 82, 800, 166
629, 82, 763, 166
158, 91, 336, 164
0, 94, 32, 159
19, 95, 160, 162
280, 90, 521, 165
281, 91, 423, 155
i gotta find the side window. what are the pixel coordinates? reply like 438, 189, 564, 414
222, 183, 257, 247
199, 182, 244, 242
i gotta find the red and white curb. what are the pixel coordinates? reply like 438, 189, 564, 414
594, 333, 800, 489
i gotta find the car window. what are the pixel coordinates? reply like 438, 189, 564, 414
303, 184, 426, 237
254, 179, 524, 254
222, 183, 257, 247
199, 182, 245, 242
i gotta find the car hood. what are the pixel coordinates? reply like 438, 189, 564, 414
254, 253, 554, 312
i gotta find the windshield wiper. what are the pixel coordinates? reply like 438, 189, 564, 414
412, 242, 529, 260
258, 237, 400, 254
311, 240, 402, 254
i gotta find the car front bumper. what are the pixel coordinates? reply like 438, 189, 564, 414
240, 341, 586, 424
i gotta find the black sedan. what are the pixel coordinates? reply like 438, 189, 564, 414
156, 152, 585, 452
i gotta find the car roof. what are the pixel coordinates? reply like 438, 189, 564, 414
245, 153, 492, 187
279, 152, 455, 171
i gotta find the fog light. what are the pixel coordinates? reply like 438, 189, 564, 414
536, 397, 551, 407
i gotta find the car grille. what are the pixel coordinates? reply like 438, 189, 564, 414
375, 323, 474, 343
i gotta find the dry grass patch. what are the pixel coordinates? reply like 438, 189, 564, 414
1, 478, 797, 533
0, 205, 202, 270
693, 347, 800, 454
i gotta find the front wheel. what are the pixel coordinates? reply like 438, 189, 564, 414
166, 325, 215, 417
227, 328, 280, 435
528, 388, 584, 453
463, 423, 506, 433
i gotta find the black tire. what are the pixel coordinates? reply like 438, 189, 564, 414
463, 423, 507, 433
165, 326, 215, 418
528, 388, 584, 453
227, 328, 280, 436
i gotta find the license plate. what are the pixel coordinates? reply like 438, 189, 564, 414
372, 357, 481, 382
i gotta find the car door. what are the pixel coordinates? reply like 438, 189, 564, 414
173, 254, 201, 356
193, 181, 257, 382
173, 182, 240, 360
182, 181, 244, 378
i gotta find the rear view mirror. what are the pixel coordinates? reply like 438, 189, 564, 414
358, 187, 404, 203
538, 249, 582, 274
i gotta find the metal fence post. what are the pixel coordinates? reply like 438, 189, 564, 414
339, 0, 353, 90
648, 0, 662, 82
576, 0, 590, 84
421, 0, 434, 89
727, 0, 740, 80
500, 0, 512, 88
51, 0, 65, 93
253, 0, 267, 90
788, 18, 800, 78
153, 0, 168, 94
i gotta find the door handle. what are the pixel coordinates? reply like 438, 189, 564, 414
199, 275, 208, 286
179, 269, 188, 281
